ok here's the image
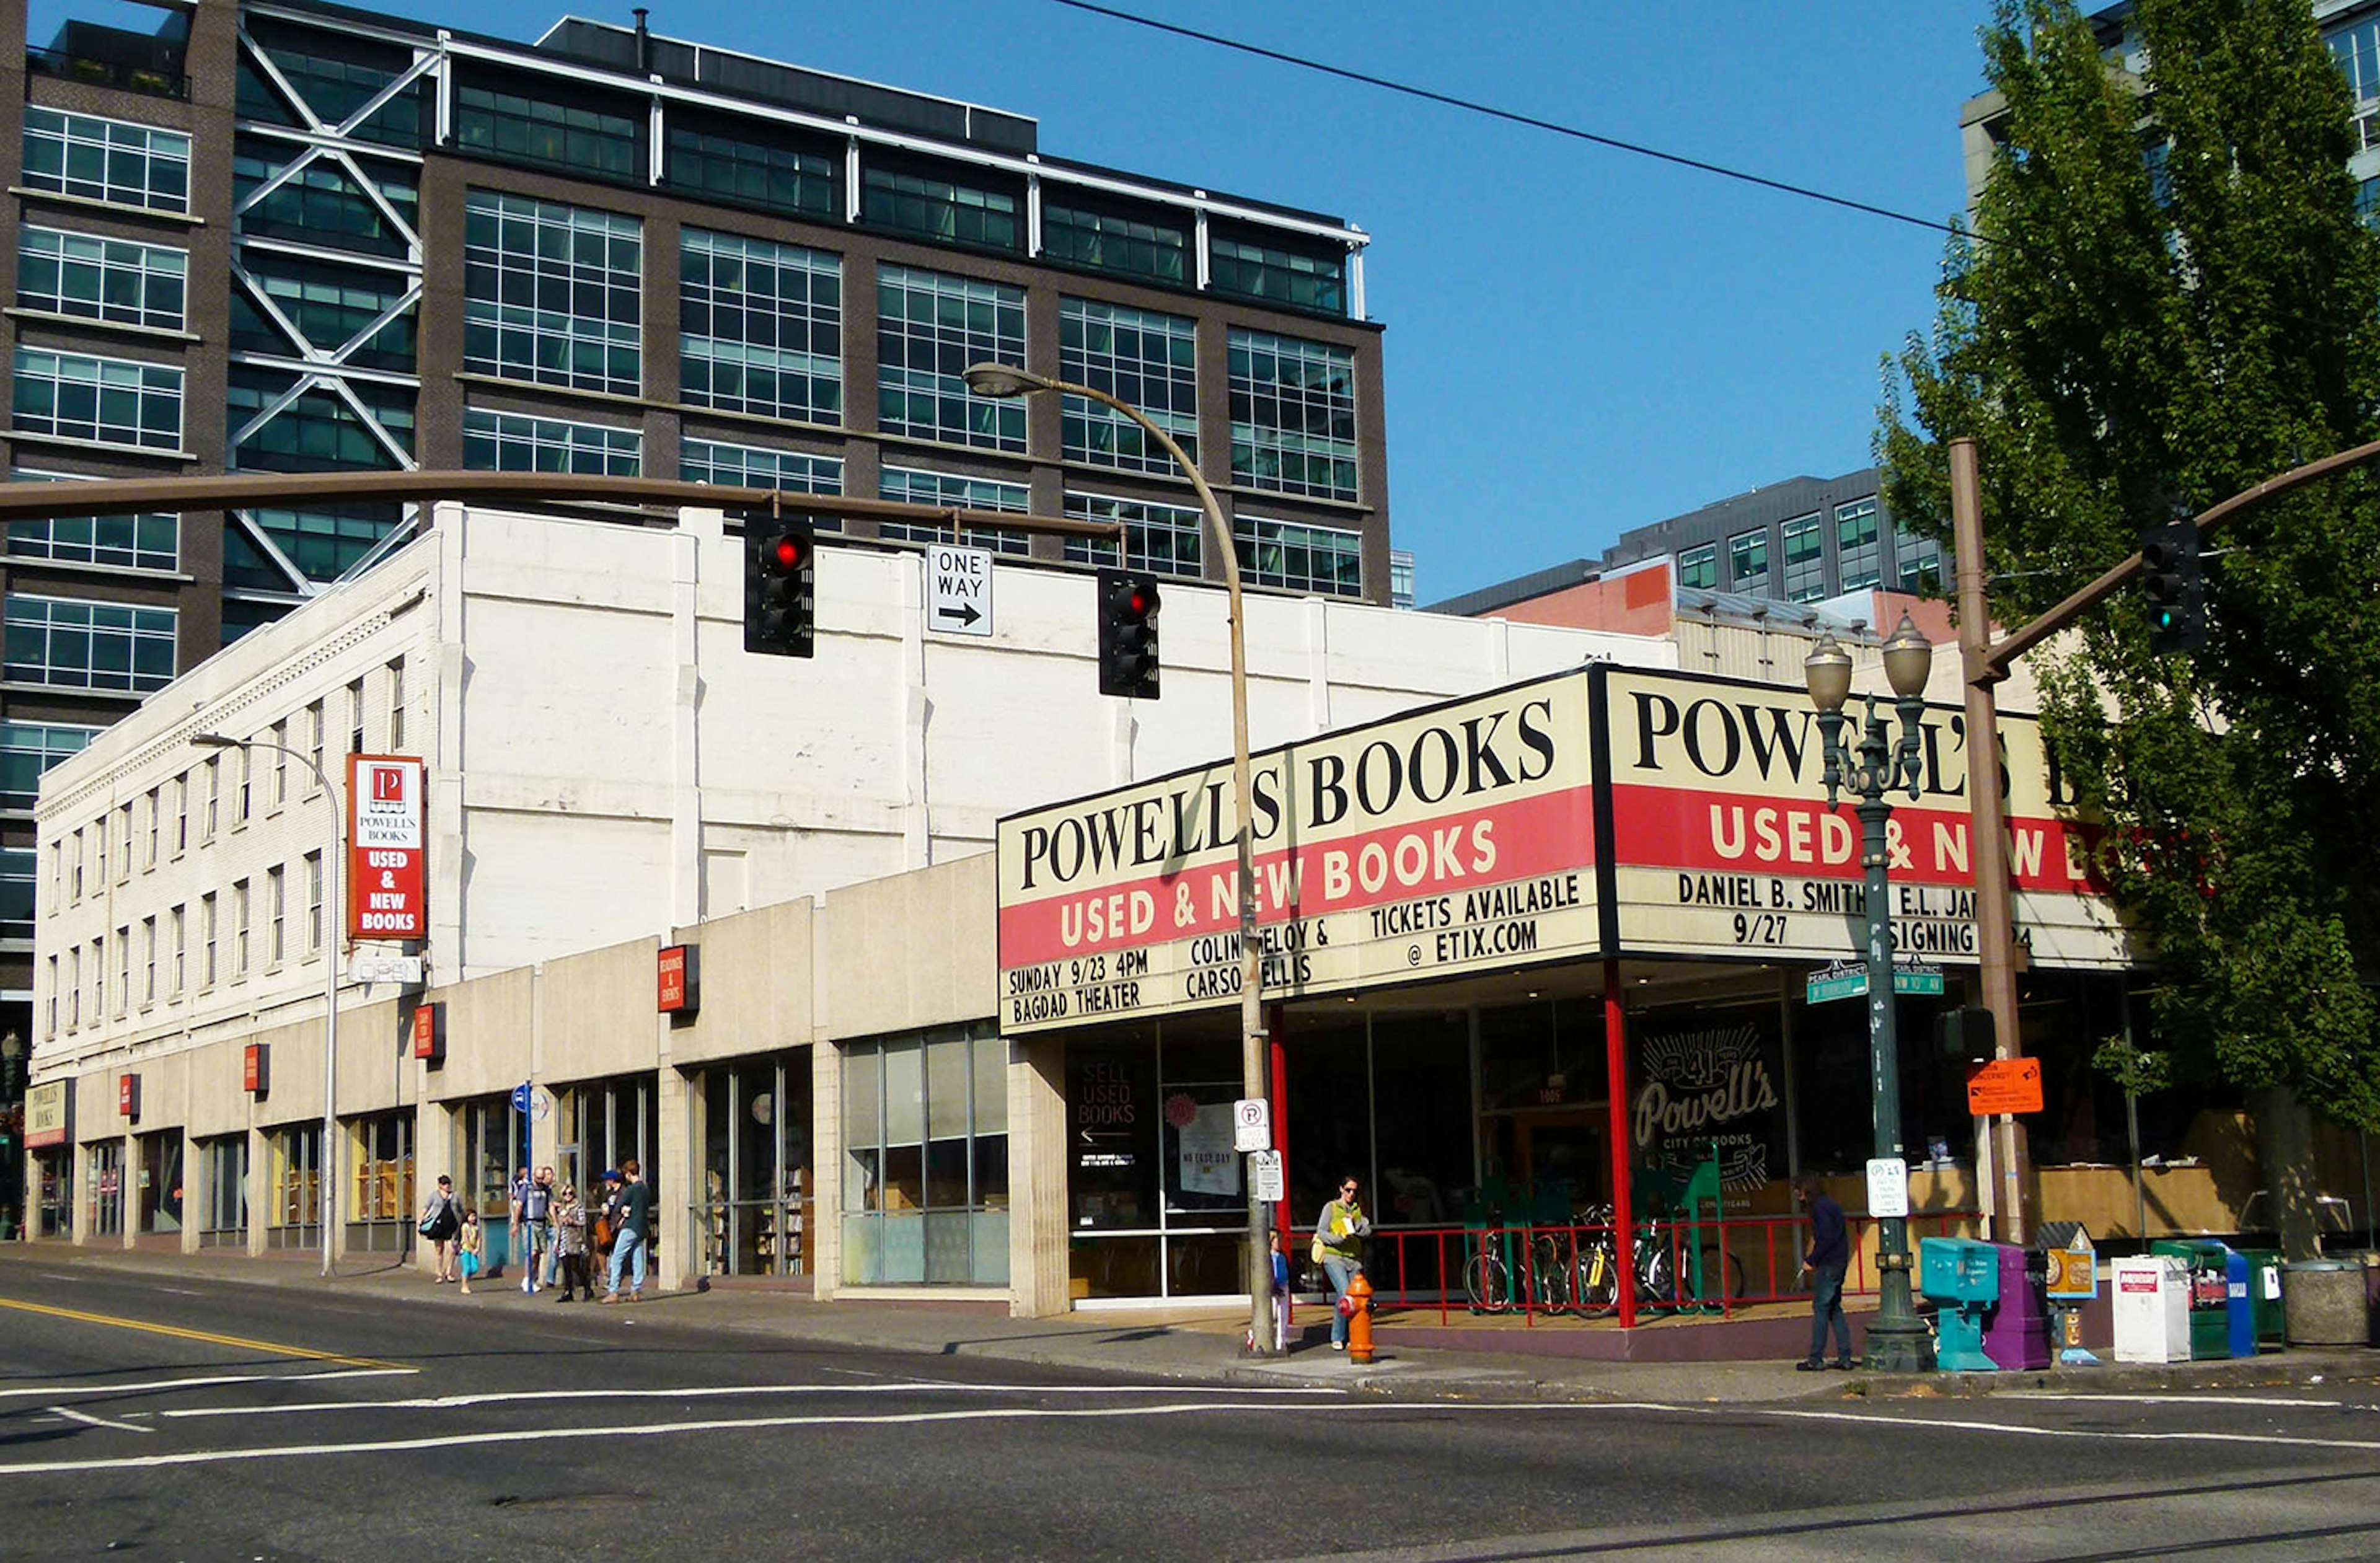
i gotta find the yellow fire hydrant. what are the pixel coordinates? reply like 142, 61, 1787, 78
1345, 1271, 1375, 1363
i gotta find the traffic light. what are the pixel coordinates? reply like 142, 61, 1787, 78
1934, 1005, 1996, 1063
2139, 515, 2203, 654
1096, 568, 1161, 698
743, 514, 816, 658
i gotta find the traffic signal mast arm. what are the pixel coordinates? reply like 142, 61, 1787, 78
0, 469, 1126, 544
1977, 433, 2380, 683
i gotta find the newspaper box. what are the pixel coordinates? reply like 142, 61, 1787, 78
2111, 1255, 2191, 1364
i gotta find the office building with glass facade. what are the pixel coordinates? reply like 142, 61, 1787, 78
0, 0, 1390, 1088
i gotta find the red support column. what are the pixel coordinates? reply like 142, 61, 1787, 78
1603, 962, 1636, 1331
1267, 1003, 1290, 1241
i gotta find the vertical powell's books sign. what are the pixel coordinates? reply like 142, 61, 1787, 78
996, 672, 1602, 1032
347, 754, 426, 941
1599, 667, 2128, 970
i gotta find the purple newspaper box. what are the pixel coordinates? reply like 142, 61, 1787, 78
1982, 1242, 2052, 1371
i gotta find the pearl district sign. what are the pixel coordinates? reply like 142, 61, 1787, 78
995, 666, 2128, 1034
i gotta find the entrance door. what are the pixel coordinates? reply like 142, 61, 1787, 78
1514, 1112, 1606, 1211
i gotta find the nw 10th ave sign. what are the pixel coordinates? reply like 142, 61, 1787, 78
996, 674, 1601, 1032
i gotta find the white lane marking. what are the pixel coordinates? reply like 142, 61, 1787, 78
0, 1401, 1691, 1476
1763, 1406, 2380, 1453
0, 1367, 416, 1402
1996, 1393, 2347, 1409
156, 1287, 200, 1297
49, 1405, 151, 1435
157, 1381, 1346, 1419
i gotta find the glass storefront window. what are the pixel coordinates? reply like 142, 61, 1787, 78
267, 1123, 320, 1248
690, 1052, 814, 1278
34, 1149, 69, 1237
840, 1026, 1008, 1286
347, 1111, 414, 1253
137, 1130, 182, 1235
1068, 1015, 1265, 1302
198, 1134, 246, 1246
87, 1140, 124, 1239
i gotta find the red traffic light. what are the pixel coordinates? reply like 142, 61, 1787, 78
770, 535, 806, 572
1122, 583, 1159, 619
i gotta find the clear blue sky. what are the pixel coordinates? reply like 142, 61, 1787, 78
42, 0, 2001, 602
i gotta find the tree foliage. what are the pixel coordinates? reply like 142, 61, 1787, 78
1879, 0, 2380, 1130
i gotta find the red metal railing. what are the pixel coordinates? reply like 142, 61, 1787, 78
1289, 1210, 1982, 1326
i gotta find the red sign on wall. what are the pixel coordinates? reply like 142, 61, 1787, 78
243, 1042, 269, 1096
118, 1072, 139, 1122
412, 1001, 445, 1066
348, 755, 426, 941
658, 944, 700, 1015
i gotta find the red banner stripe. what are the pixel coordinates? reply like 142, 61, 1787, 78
999, 785, 1597, 967
1608, 783, 2105, 892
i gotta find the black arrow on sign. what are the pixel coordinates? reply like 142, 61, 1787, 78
935, 601, 983, 627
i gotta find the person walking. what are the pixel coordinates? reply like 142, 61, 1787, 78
418, 1175, 461, 1283
456, 1208, 485, 1295
1313, 1174, 1372, 1352
551, 1184, 590, 1301
536, 1166, 560, 1288
506, 1165, 531, 1288
1796, 1173, 1854, 1370
519, 1165, 552, 1295
602, 1160, 653, 1303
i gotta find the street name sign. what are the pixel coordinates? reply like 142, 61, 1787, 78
1805, 961, 1945, 1004
928, 544, 993, 637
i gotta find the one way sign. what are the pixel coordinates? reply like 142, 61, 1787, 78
928, 544, 993, 637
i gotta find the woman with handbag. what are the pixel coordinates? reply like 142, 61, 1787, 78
418, 1174, 461, 1284
1313, 1174, 1372, 1352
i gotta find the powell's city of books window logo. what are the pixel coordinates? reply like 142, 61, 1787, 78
371, 765, 405, 803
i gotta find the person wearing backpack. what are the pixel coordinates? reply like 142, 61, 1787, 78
418, 1174, 461, 1284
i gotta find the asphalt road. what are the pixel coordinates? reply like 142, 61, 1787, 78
4, 1256, 2380, 1561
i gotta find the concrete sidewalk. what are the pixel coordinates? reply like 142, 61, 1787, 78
11, 1243, 2375, 1406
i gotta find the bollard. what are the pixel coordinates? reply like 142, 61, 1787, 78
1346, 1272, 1375, 1363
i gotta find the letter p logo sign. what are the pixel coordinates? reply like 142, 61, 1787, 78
371, 765, 403, 803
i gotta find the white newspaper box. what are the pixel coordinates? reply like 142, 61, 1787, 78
2111, 1255, 2191, 1363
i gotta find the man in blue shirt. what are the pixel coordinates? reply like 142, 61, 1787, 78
1797, 1173, 1854, 1370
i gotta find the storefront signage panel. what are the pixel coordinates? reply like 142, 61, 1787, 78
24, 1080, 69, 1148
347, 754, 426, 941
1632, 1008, 1786, 1192
1598, 668, 2127, 969
997, 674, 1602, 1033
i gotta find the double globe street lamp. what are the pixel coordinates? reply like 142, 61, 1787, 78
1804, 612, 1937, 1373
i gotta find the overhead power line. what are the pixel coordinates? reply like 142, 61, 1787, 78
1047, 0, 1963, 241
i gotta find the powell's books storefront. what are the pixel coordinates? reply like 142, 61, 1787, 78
998, 664, 2162, 1305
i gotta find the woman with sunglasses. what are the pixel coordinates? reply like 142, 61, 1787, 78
1312, 1175, 1373, 1352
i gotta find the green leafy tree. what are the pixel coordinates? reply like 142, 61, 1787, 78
1879, 0, 2380, 1252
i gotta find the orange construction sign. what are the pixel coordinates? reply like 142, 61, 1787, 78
1966, 1057, 2045, 1116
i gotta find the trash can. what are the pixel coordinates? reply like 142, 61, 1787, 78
1920, 1236, 2000, 1371
2234, 1248, 2286, 1348
1982, 1243, 2051, 1371
2112, 1255, 2190, 1363
2282, 1259, 2368, 1346
2151, 1239, 2254, 1359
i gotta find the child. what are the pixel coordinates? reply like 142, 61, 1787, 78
1269, 1228, 1292, 1352
457, 1208, 484, 1295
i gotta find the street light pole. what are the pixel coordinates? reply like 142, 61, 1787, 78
1806, 617, 1936, 1374
193, 733, 342, 1279
963, 363, 1274, 1355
